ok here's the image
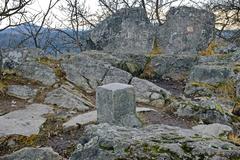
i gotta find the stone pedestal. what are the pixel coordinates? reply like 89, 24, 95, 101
96, 83, 142, 127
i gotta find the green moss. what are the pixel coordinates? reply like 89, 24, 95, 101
99, 142, 114, 151
215, 104, 224, 114
181, 143, 193, 153
191, 81, 216, 90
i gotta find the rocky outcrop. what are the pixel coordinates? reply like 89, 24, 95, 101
0, 147, 63, 160
158, 6, 215, 54
90, 7, 154, 55
70, 123, 239, 160
90, 6, 215, 56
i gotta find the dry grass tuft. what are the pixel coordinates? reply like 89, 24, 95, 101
199, 41, 217, 56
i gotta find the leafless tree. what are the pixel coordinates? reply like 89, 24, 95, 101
16, 0, 60, 49
53, 0, 96, 53
208, 0, 240, 42
0, 0, 32, 79
0, 0, 32, 31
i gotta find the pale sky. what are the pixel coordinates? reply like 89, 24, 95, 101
0, 0, 208, 29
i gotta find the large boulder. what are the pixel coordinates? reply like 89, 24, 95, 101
158, 6, 215, 54
70, 123, 240, 160
61, 54, 133, 93
90, 7, 154, 55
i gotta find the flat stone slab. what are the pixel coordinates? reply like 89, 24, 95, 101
0, 104, 53, 137
7, 85, 38, 100
44, 87, 90, 111
63, 107, 156, 129
0, 147, 62, 160
17, 62, 57, 86
192, 123, 233, 137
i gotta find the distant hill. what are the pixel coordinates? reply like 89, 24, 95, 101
0, 24, 90, 55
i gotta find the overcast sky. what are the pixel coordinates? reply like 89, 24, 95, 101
0, 0, 208, 29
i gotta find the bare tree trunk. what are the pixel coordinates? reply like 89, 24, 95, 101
141, 0, 147, 14
155, 0, 162, 25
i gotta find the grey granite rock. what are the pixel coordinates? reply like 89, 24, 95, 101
0, 104, 53, 137
188, 65, 233, 85
44, 87, 90, 111
62, 54, 134, 93
102, 66, 132, 85
0, 147, 63, 160
91, 7, 154, 55
150, 54, 198, 81
7, 85, 37, 100
16, 62, 57, 86
1, 48, 43, 70
131, 77, 171, 107
192, 123, 232, 137
70, 123, 240, 160
61, 54, 109, 93
96, 83, 142, 127
157, 6, 215, 54
171, 98, 231, 124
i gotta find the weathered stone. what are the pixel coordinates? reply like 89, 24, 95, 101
63, 107, 156, 129
80, 50, 122, 66
91, 7, 154, 55
131, 77, 171, 107
96, 83, 141, 127
150, 54, 198, 81
188, 65, 233, 85
0, 104, 53, 137
44, 87, 90, 111
171, 98, 231, 124
236, 82, 240, 98
62, 54, 135, 93
0, 50, 2, 79
192, 123, 232, 137
102, 66, 132, 85
16, 62, 57, 86
0, 147, 63, 160
61, 54, 109, 93
1, 48, 43, 70
70, 123, 240, 160
7, 85, 37, 100
157, 6, 215, 54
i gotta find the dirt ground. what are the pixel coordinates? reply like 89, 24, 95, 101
0, 95, 27, 115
